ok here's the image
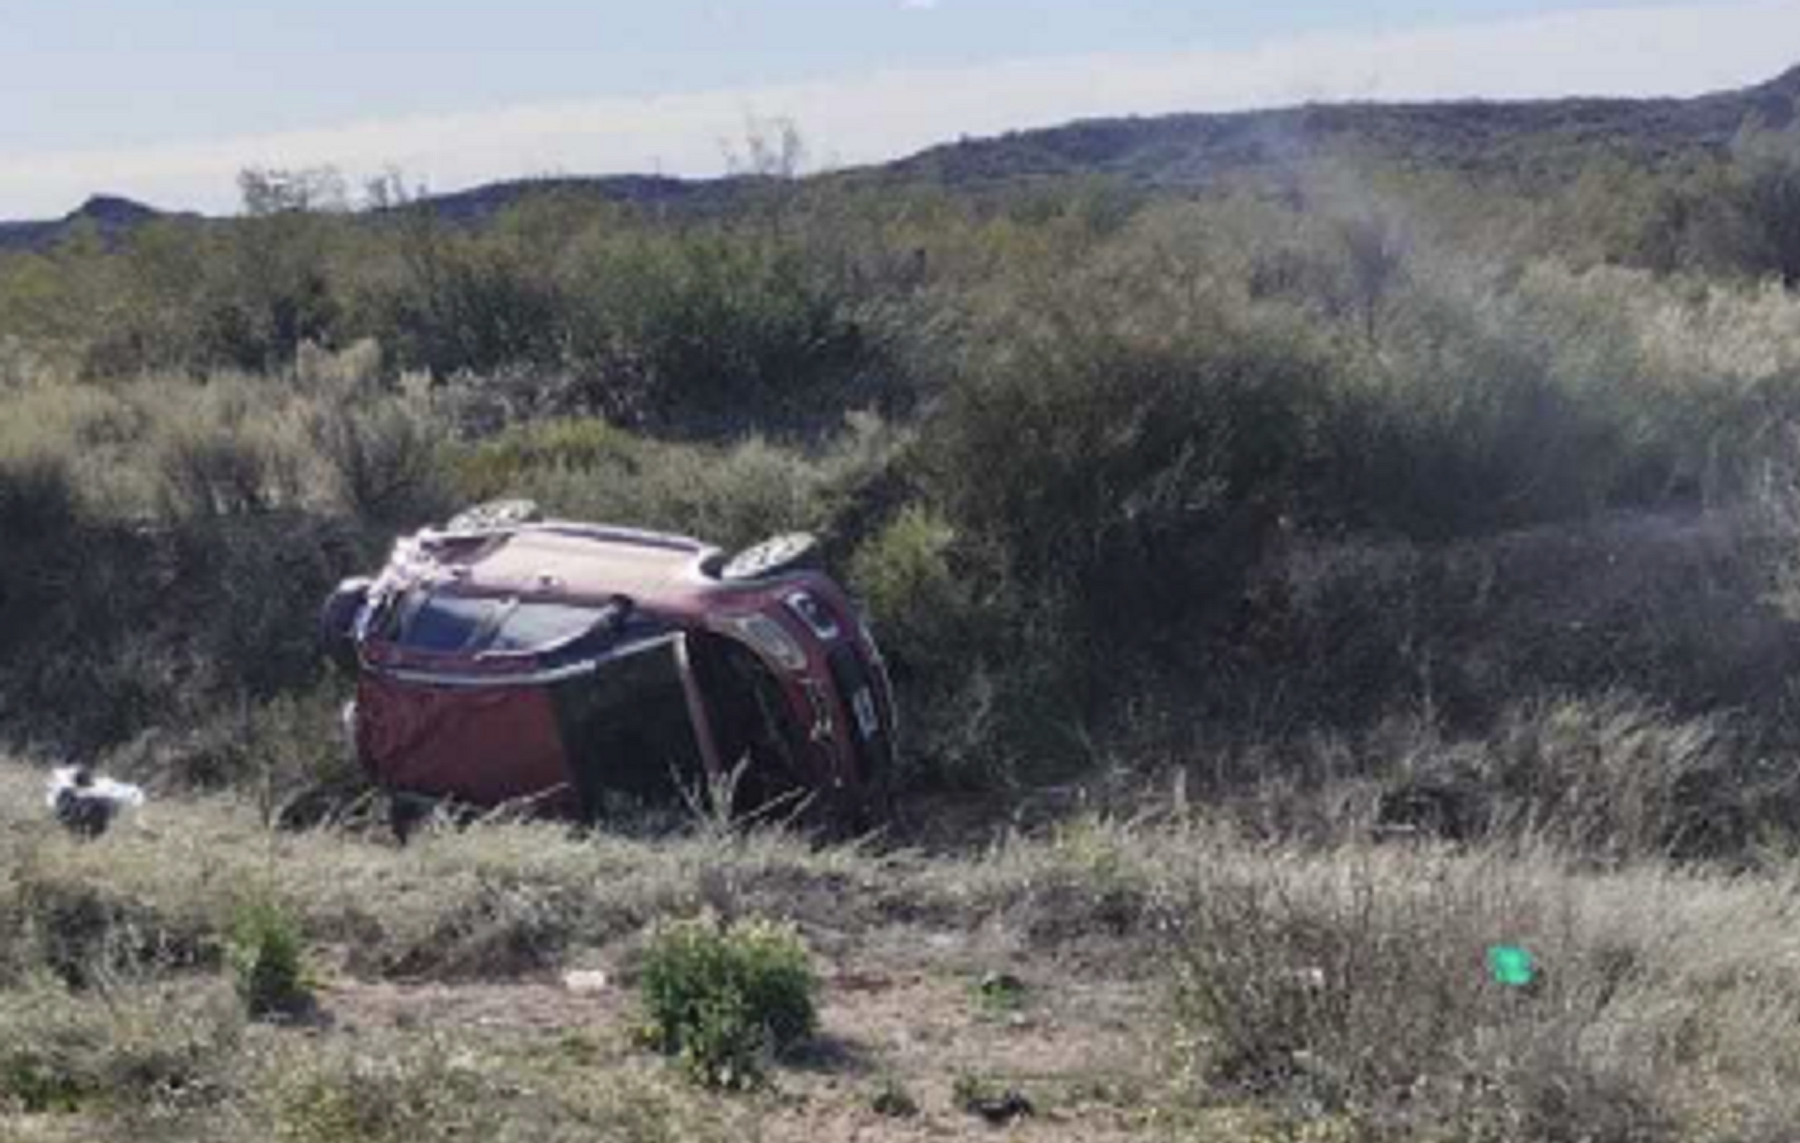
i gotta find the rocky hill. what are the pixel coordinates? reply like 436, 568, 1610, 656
0, 193, 180, 253
883, 63, 1800, 191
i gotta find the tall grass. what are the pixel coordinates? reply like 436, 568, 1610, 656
1166, 838, 1800, 1141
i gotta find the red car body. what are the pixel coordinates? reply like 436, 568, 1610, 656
326, 518, 896, 826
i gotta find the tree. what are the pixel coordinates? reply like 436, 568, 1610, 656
200, 168, 349, 368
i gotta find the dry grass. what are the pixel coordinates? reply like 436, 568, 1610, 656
6, 753, 1800, 1141
1167, 839, 1800, 1140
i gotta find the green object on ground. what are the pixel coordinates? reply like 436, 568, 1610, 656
1488, 945, 1537, 988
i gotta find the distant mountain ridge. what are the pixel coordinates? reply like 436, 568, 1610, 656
3, 64, 1796, 252
0, 194, 186, 253
883, 63, 1800, 190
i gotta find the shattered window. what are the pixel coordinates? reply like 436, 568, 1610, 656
396, 593, 499, 653
488, 602, 605, 652
390, 591, 615, 655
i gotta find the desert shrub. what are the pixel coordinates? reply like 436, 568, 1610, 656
451, 414, 890, 552
381, 869, 587, 980
0, 334, 51, 388
265, 1031, 715, 1143
1509, 264, 1800, 501
0, 380, 124, 546
155, 422, 305, 519
1320, 272, 1625, 538
3, 848, 219, 989
846, 505, 1028, 780
0, 980, 242, 1117
142, 377, 316, 521
563, 229, 876, 433
960, 815, 1160, 944
1154, 823, 1800, 1139
268, 1037, 494, 1143
916, 258, 1334, 738
177, 513, 363, 704
1167, 848, 1674, 1140
306, 395, 450, 526
1261, 506, 1800, 735
1421, 696, 1735, 860
451, 415, 646, 490
1715, 125, 1800, 287
848, 505, 972, 675
227, 896, 311, 1018
192, 173, 349, 372
374, 229, 563, 378
0, 437, 81, 544
638, 915, 818, 1088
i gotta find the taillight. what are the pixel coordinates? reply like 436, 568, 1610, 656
784, 591, 841, 640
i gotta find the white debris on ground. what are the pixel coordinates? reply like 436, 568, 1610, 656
560, 969, 611, 995
43, 765, 146, 837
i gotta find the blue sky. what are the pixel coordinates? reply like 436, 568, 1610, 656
3, 0, 1798, 215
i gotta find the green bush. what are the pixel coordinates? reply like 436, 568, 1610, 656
638, 916, 817, 1089
916, 260, 1333, 734
848, 505, 970, 673
564, 230, 875, 432
228, 896, 312, 1018
145, 377, 311, 521
451, 415, 879, 552
306, 393, 451, 526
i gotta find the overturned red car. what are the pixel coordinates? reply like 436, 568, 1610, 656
321, 502, 896, 830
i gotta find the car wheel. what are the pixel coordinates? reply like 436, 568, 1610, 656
319, 577, 372, 672
445, 498, 542, 532
720, 532, 820, 582
387, 791, 440, 845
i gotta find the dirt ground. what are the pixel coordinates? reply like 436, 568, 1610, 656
314, 934, 1166, 1141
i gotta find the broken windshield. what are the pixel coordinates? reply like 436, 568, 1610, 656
389, 591, 618, 656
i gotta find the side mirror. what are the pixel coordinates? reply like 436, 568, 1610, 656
320, 577, 373, 673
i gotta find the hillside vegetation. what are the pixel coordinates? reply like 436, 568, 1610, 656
4, 77, 1800, 1140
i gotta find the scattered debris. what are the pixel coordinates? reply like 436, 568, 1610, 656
958, 1079, 1035, 1126
43, 765, 145, 838
560, 969, 611, 995
1488, 945, 1540, 989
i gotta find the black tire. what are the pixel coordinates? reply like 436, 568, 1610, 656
387, 792, 440, 845
445, 499, 542, 532
719, 533, 820, 582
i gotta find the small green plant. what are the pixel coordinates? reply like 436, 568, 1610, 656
0, 1051, 92, 1114
870, 1076, 920, 1118
638, 915, 817, 1089
972, 970, 1030, 1018
228, 897, 312, 1018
